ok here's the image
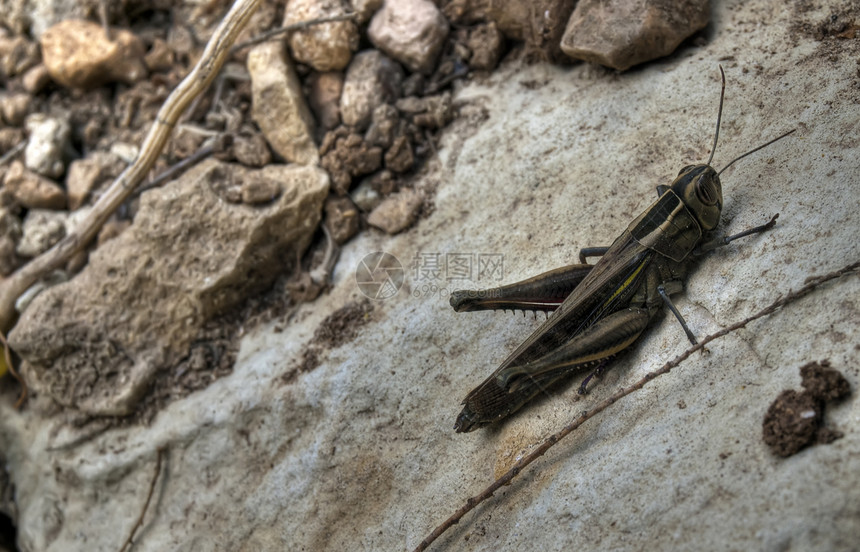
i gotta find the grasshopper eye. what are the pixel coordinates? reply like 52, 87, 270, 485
696, 177, 719, 206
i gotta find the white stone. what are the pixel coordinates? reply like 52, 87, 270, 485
367, 0, 449, 74
24, 113, 69, 179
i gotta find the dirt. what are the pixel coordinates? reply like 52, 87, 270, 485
289, 300, 375, 382
761, 359, 851, 457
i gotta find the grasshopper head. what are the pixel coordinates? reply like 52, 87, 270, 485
671, 164, 723, 231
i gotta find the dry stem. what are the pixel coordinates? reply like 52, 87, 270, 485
414, 260, 860, 552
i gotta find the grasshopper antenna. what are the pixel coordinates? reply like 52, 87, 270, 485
706, 65, 727, 167
717, 128, 797, 176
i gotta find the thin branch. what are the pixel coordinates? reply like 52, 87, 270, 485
118, 447, 165, 552
0, 0, 263, 333
414, 260, 860, 552
231, 12, 357, 53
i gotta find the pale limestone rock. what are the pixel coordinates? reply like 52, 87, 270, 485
560, 0, 710, 71
247, 41, 318, 165
340, 50, 403, 130
368, 0, 450, 75
24, 113, 69, 179
16, 209, 66, 258
1, 3, 859, 550
284, 0, 359, 72
9, 159, 329, 416
40, 20, 147, 88
3, 160, 66, 210
367, 187, 422, 233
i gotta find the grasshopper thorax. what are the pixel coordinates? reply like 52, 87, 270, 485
671, 164, 723, 231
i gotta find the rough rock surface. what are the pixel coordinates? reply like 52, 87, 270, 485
247, 41, 318, 165
320, 128, 383, 194
368, 0, 450, 75
340, 49, 404, 130
65, 151, 123, 210
23, 114, 70, 179
1, 1, 859, 551
366, 187, 422, 233
3, 160, 66, 209
15, 209, 66, 258
284, 0, 359, 72
8, 160, 329, 416
40, 19, 147, 88
560, 0, 710, 71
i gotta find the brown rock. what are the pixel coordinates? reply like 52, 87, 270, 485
284, 0, 359, 72
21, 64, 50, 94
0, 127, 24, 155
3, 161, 66, 210
340, 50, 404, 130
8, 160, 330, 416
384, 135, 414, 173
247, 41, 318, 165
40, 20, 148, 88
353, 0, 384, 24
232, 132, 272, 168
307, 71, 344, 130
466, 22, 504, 70
320, 129, 383, 195
0, 93, 31, 126
365, 104, 400, 148
396, 92, 454, 129
486, 0, 575, 61
324, 196, 360, 243
560, 0, 710, 71
368, 0, 450, 75
442, 0, 490, 24
240, 173, 282, 205
0, 35, 40, 78
66, 151, 122, 210
144, 38, 175, 72
367, 188, 423, 234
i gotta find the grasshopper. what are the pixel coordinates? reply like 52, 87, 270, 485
450, 67, 795, 433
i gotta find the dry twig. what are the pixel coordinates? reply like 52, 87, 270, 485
414, 260, 860, 552
118, 447, 165, 552
230, 12, 356, 53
